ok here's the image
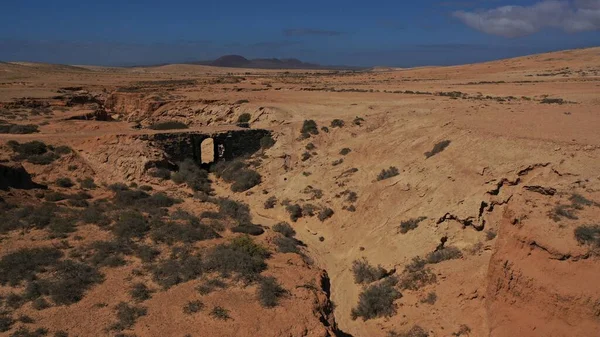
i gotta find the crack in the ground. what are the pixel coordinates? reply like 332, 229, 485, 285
527, 240, 590, 261
517, 162, 550, 176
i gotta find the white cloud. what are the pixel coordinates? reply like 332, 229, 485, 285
453, 0, 600, 37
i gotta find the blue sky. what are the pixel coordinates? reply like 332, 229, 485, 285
0, 0, 599, 66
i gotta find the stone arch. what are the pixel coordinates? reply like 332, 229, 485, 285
200, 138, 216, 164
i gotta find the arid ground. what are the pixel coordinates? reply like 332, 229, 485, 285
1, 47, 599, 337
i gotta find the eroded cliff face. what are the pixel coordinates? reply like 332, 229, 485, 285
486, 189, 600, 337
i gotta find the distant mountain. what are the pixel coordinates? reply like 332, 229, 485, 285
189, 55, 358, 70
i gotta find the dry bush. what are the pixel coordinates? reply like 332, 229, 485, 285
183, 300, 204, 314
351, 277, 401, 321
264, 196, 277, 209
352, 258, 387, 284
257, 276, 286, 308
286, 204, 303, 222
204, 236, 269, 282
318, 208, 334, 221
111, 302, 147, 331
150, 248, 203, 289
574, 225, 600, 248
399, 217, 426, 234
330, 119, 345, 128
426, 247, 462, 264
274, 236, 300, 254
149, 121, 188, 130
388, 325, 429, 337
272, 222, 295, 237
210, 306, 231, 320
424, 140, 451, 158
129, 283, 152, 302
377, 167, 399, 181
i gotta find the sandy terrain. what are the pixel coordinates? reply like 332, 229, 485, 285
1, 47, 599, 337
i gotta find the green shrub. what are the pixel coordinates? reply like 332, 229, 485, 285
54, 146, 72, 155
330, 119, 345, 128
130, 283, 152, 302
196, 279, 227, 295
424, 140, 451, 159
217, 198, 252, 225
257, 276, 286, 308
231, 169, 261, 192
237, 113, 252, 123
272, 222, 295, 237
150, 219, 220, 244
111, 302, 147, 331
79, 177, 97, 189
301, 152, 312, 161
420, 292, 437, 305
183, 300, 204, 314
212, 160, 261, 192
27, 152, 59, 165
377, 167, 399, 181
204, 236, 269, 282
171, 159, 212, 194
149, 121, 188, 130
260, 135, 275, 149
0, 247, 62, 286
301, 120, 318, 137
150, 249, 203, 289
31, 298, 50, 310
352, 258, 387, 284
231, 225, 264, 236
318, 208, 334, 221
0, 313, 14, 332
8, 327, 49, 337
574, 225, 600, 247
351, 277, 401, 321
108, 183, 129, 192
0, 124, 39, 134
55, 177, 74, 188
6, 293, 24, 308
134, 244, 160, 263
340, 148, 351, 155
150, 168, 171, 180
353, 116, 365, 126
274, 236, 300, 254
210, 306, 231, 320
113, 210, 149, 240
305, 143, 316, 150
286, 204, 303, 222
425, 246, 462, 264
45, 260, 104, 305
48, 216, 77, 237
45, 192, 68, 202
264, 196, 277, 209
399, 257, 436, 290
399, 217, 426, 234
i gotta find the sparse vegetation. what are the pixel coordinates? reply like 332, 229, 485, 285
352, 258, 387, 284
150, 248, 203, 289
0, 123, 39, 134
399, 217, 426, 234
130, 282, 152, 302
149, 121, 188, 130
172, 159, 212, 194
286, 204, 303, 222
257, 276, 286, 308
272, 222, 295, 237
210, 306, 231, 320
300, 120, 319, 138
425, 246, 462, 264
183, 300, 204, 314
55, 177, 74, 188
0, 247, 63, 286
377, 167, 399, 181
424, 140, 451, 158
260, 135, 275, 149
264, 196, 277, 209
574, 225, 600, 248
274, 236, 300, 254
111, 302, 147, 331
212, 159, 261, 192
399, 257, 437, 290
420, 292, 437, 305
237, 113, 252, 123
79, 177, 97, 189
351, 277, 401, 321
330, 119, 345, 128
204, 236, 269, 282
389, 325, 429, 337
197, 278, 227, 295
318, 208, 334, 221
